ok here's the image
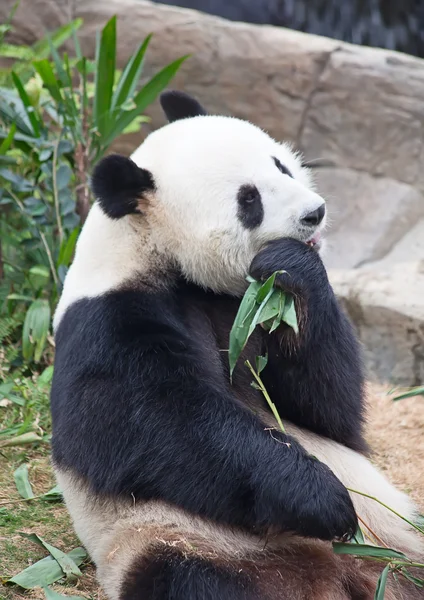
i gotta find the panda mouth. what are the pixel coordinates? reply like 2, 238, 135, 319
306, 231, 322, 250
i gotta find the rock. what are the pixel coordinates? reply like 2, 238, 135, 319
316, 168, 423, 269
368, 219, 424, 267
330, 262, 424, 385
301, 46, 424, 192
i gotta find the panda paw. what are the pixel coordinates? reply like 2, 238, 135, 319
255, 455, 358, 541
249, 237, 330, 300
286, 459, 358, 541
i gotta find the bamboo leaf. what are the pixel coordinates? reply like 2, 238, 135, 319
374, 565, 390, 600
14, 464, 35, 499
255, 354, 268, 374
41, 485, 62, 502
281, 295, 298, 334
351, 525, 365, 544
99, 56, 189, 153
57, 228, 79, 268
94, 16, 117, 136
332, 542, 407, 560
11, 72, 42, 137
19, 533, 82, 581
33, 60, 63, 104
111, 34, 152, 111
228, 280, 261, 377
401, 569, 424, 588
22, 299, 51, 362
393, 386, 424, 401
6, 547, 86, 589
32, 19, 83, 61
0, 122, 16, 154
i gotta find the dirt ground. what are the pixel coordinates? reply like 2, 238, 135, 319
365, 383, 424, 510
0, 382, 422, 599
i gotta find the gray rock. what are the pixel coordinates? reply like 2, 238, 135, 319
368, 219, 424, 267
316, 168, 423, 269
330, 262, 424, 385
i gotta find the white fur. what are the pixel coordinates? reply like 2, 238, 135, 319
54, 116, 325, 328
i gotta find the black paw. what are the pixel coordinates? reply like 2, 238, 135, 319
288, 459, 358, 541
254, 454, 358, 542
249, 238, 329, 299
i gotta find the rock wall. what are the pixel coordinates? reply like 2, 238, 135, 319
2, 0, 424, 383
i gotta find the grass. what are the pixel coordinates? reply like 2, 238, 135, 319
0, 372, 106, 600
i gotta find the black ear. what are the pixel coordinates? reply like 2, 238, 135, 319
91, 154, 155, 220
160, 90, 207, 123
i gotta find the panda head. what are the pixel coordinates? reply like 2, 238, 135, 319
90, 91, 326, 294
55, 91, 327, 326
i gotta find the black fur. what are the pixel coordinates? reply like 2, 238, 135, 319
249, 238, 367, 453
51, 238, 366, 543
237, 184, 264, 229
120, 546, 255, 600
273, 157, 293, 178
160, 90, 207, 123
91, 154, 155, 219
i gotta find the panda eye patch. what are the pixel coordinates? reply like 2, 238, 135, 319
237, 184, 263, 230
273, 157, 293, 178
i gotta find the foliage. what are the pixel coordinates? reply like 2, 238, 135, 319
228, 272, 298, 377
0, 10, 187, 383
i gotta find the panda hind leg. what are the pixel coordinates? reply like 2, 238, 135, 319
119, 544, 256, 600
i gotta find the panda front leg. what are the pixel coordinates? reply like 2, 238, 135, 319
249, 238, 367, 453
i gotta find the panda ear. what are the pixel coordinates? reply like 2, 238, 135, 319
91, 154, 155, 220
160, 90, 207, 123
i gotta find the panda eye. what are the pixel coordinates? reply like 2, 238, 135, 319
273, 157, 293, 178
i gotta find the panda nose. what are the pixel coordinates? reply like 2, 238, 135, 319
301, 204, 326, 227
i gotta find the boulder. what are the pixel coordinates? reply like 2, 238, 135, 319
316, 168, 423, 269
330, 262, 424, 385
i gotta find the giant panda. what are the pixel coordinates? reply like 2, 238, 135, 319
50, 91, 423, 600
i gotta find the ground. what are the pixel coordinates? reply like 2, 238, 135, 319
0, 383, 422, 600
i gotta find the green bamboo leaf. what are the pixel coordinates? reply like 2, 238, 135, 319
99, 55, 189, 153
41, 485, 62, 502
22, 299, 51, 362
38, 365, 54, 385
401, 569, 424, 588
374, 565, 390, 600
332, 542, 407, 560
46, 37, 69, 88
44, 587, 85, 600
57, 228, 79, 268
393, 386, 424, 401
32, 19, 83, 61
94, 16, 117, 136
0, 122, 16, 154
228, 280, 261, 377
255, 289, 283, 329
281, 295, 299, 334
111, 34, 152, 111
247, 287, 276, 338
6, 547, 86, 589
14, 464, 35, 499
267, 292, 286, 333
19, 533, 82, 581
33, 60, 63, 104
255, 354, 268, 374
256, 272, 279, 304
351, 525, 365, 544
0, 43, 33, 60
11, 72, 42, 136
0, 88, 35, 136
